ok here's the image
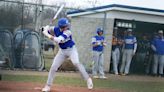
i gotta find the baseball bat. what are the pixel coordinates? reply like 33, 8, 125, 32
50, 4, 65, 25
41, 4, 65, 37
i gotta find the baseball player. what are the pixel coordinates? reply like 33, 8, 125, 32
42, 18, 93, 92
151, 30, 164, 77
120, 29, 137, 75
91, 27, 107, 79
137, 34, 150, 74
111, 29, 122, 75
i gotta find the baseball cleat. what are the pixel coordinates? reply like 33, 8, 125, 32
93, 75, 99, 79
87, 77, 93, 89
115, 73, 119, 75
99, 76, 107, 79
120, 73, 128, 76
42, 85, 50, 92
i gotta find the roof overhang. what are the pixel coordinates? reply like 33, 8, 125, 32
67, 4, 164, 17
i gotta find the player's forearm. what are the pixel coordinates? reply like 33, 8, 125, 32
53, 30, 72, 43
133, 43, 137, 54
92, 42, 101, 47
42, 25, 53, 39
92, 43, 98, 47
151, 44, 156, 52
53, 36, 65, 43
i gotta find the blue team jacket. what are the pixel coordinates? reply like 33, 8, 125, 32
152, 37, 164, 55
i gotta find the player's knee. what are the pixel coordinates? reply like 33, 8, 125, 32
50, 68, 58, 72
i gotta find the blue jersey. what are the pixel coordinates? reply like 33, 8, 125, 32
53, 27, 75, 49
152, 37, 164, 55
124, 35, 137, 49
92, 35, 104, 52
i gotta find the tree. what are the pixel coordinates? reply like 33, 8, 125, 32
0, 2, 22, 31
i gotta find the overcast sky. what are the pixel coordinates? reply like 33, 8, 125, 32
25, 0, 164, 9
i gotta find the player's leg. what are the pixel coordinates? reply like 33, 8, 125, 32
46, 51, 66, 85
158, 55, 164, 76
70, 47, 93, 89
115, 48, 120, 74
92, 51, 99, 78
112, 49, 118, 74
145, 54, 152, 74
124, 49, 133, 75
116, 48, 120, 64
98, 53, 107, 79
42, 50, 66, 91
120, 49, 127, 74
152, 54, 158, 76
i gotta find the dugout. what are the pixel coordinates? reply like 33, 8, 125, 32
67, 4, 164, 73
0, 29, 14, 69
113, 19, 164, 74
14, 29, 44, 70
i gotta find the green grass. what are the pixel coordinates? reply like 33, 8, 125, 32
2, 74, 164, 92
44, 58, 53, 70
3, 51, 163, 92
19, 52, 164, 92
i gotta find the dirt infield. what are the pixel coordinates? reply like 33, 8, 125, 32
0, 81, 121, 92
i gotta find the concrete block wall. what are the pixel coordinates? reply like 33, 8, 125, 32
70, 16, 114, 72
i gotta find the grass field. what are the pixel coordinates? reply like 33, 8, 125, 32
1, 51, 164, 92
16, 51, 163, 92
1, 74, 164, 92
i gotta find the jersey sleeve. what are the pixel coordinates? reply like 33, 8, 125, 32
61, 30, 72, 39
133, 37, 137, 53
151, 39, 157, 51
92, 37, 97, 44
53, 30, 72, 44
134, 37, 137, 43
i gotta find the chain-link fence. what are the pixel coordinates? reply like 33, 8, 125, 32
0, 0, 69, 32
0, 0, 70, 70
0, 30, 14, 69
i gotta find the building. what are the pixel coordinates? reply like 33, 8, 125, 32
67, 4, 164, 72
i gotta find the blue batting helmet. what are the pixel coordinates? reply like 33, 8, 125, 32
58, 18, 69, 28
96, 27, 103, 34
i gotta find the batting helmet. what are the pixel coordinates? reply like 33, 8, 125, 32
96, 27, 103, 34
58, 18, 69, 28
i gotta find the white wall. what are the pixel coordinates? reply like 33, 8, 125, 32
79, 10, 164, 24
70, 17, 114, 72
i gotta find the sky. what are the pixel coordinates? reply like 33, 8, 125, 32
25, 0, 164, 10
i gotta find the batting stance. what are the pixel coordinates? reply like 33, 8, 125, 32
91, 28, 107, 79
42, 18, 93, 92
120, 29, 137, 75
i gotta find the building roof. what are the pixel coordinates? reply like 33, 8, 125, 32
67, 4, 164, 17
